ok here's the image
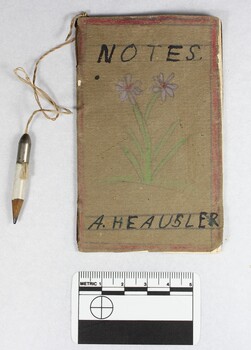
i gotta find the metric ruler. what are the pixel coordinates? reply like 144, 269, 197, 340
72, 271, 200, 345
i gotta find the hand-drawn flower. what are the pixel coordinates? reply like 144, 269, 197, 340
116, 74, 142, 105
152, 73, 177, 101
112, 72, 185, 185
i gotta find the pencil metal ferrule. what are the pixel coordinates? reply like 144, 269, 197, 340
16, 133, 31, 164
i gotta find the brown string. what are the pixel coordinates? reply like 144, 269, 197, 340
14, 12, 87, 134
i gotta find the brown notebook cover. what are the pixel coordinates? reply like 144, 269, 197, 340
75, 14, 223, 252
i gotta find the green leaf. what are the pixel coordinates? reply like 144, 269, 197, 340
154, 120, 179, 159
127, 128, 144, 157
153, 137, 187, 176
144, 93, 159, 122
121, 145, 143, 181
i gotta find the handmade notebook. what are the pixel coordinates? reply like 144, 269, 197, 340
76, 14, 223, 252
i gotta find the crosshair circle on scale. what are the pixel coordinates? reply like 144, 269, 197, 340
90, 296, 114, 319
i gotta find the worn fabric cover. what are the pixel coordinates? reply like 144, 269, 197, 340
76, 15, 223, 252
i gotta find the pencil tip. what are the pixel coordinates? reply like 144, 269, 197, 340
12, 199, 24, 225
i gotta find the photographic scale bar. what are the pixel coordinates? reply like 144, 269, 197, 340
79, 286, 193, 296
72, 271, 200, 345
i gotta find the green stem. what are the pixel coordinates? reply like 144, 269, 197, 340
153, 137, 187, 177
121, 145, 143, 181
133, 104, 152, 183
154, 120, 179, 159
127, 128, 144, 157
144, 93, 159, 122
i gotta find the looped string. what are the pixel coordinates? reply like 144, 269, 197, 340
14, 12, 87, 134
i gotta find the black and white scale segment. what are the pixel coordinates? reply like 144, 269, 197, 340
72, 271, 200, 345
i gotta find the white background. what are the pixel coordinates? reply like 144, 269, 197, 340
0, 0, 250, 349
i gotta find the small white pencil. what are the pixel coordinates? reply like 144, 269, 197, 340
12, 133, 31, 224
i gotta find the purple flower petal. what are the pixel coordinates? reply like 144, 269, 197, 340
166, 72, 175, 83
161, 90, 167, 101
133, 87, 143, 95
159, 73, 164, 83
165, 87, 174, 97
153, 86, 161, 93
116, 81, 126, 88
128, 93, 136, 105
125, 74, 132, 85
116, 84, 125, 92
115, 74, 142, 104
151, 73, 177, 102
120, 91, 128, 101
168, 83, 177, 90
